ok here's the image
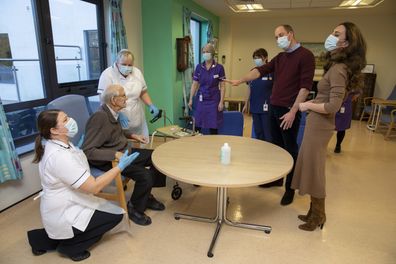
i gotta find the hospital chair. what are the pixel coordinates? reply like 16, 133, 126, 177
218, 111, 244, 136
360, 85, 396, 121
47, 94, 129, 212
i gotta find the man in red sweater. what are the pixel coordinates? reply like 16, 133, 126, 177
227, 24, 315, 206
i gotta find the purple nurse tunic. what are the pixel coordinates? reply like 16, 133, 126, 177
192, 61, 225, 129
335, 93, 354, 131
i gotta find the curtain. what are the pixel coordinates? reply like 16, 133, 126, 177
0, 99, 23, 184
109, 0, 128, 63
206, 20, 213, 44
182, 7, 195, 116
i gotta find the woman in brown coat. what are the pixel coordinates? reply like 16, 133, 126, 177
291, 22, 367, 231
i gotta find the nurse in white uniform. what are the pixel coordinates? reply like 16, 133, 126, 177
98, 49, 159, 140
27, 109, 139, 261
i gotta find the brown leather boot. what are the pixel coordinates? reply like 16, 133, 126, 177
298, 197, 326, 231
298, 202, 312, 222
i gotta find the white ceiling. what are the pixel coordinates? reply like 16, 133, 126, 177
192, 0, 396, 18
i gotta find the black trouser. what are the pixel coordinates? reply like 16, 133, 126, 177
269, 105, 301, 191
94, 148, 166, 213
336, 130, 346, 147
27, 210, 122, 258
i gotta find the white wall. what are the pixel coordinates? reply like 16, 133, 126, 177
219, 14, 396, 99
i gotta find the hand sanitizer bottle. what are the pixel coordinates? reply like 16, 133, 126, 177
220, 143, 231, 165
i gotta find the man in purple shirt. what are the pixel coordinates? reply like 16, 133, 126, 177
227, 25, 315, 206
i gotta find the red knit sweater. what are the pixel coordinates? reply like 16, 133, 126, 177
256, 46, 315, 108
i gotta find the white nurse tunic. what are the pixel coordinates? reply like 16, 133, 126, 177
98, 64, 149, 137
38, 140, 123, 239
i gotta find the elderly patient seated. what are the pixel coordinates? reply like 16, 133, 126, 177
82, 84, 166, 226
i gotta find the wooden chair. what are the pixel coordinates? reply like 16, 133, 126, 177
379, 108, 396, 140
47, 94, 129, 212
361, 85, 396, 121
359, 96, 376, 121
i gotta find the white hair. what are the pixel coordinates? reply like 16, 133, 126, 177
101, 84, 122, 104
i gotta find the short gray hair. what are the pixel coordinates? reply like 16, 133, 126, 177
101, 84, 123, 104
116, 49, 134, 63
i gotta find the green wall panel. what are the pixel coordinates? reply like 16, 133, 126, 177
142, 0, 219, 133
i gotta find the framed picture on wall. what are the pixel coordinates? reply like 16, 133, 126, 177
301, 42, 326, 69
361, 64, 375, 73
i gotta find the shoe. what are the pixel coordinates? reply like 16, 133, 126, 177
280, 189, 295, 206
70, 250, 91, 262
298, 202, 312, 222
146, 195, 165, 211
334, 145, 341, 153
32, 248, 47, 256
298, 197, 326, 231
259, 178, 284, 188
127, 202, 152, 226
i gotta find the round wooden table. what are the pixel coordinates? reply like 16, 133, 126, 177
152, 135, 293, 257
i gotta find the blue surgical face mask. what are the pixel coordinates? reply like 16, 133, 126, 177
254, 58, 265, 67
324, 34, 339, 51
202, 52, 212, 61
119, 65, 133, 76
277, 35, 291, 50
64, 118, 78, 138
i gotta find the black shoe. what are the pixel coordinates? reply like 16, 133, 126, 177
146, 195, 165, 211
280, 190, 295, 206
334, 145, 341, 153
70, 250, 90, 262
32, 248, 47, 256
127, 202, 152, 226
259, 178, 284, 188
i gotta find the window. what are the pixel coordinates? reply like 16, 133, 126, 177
0, 0, 106, 148
190, 18, 201, 67
0, 34, 14, 84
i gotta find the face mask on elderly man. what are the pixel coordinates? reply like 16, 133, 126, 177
119, 65, 133, 76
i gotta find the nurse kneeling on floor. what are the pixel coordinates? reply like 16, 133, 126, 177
27, 109, 139, 262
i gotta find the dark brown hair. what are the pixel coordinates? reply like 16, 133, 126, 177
33, 109, 60, 163
252, 48, 268, 59
323, 22, 367, 93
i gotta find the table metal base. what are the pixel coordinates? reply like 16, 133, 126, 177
174, 187, 271, 258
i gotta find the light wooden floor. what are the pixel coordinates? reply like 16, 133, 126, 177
1, 116, 396, 264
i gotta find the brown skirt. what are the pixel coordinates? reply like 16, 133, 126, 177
291, 121, 334, 198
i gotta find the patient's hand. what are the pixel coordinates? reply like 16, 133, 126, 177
131, 134, 149, 144
115, 151, 124, 161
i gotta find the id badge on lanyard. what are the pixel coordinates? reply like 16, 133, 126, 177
340, 106, 345, 113
199, 93, 203, 102
263, 101, 268, 112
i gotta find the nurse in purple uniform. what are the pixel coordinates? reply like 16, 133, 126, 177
334, 92, 360, 153
188, 43, 226, 134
